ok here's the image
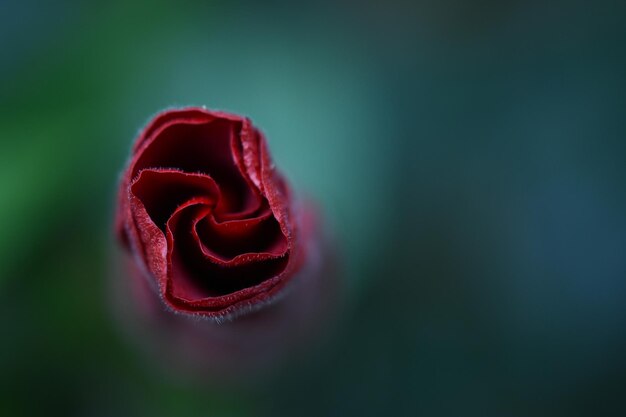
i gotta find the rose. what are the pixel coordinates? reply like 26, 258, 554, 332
113, 106, 340, 380
115, 107, 306, 321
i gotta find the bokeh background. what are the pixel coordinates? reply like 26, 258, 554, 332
2, 0, 626, 416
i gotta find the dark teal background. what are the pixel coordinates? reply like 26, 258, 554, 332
1, 0, 626, 416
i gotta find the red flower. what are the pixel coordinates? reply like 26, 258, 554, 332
115, 107, 305, 320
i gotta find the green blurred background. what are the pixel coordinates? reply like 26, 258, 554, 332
1, 0, 626, 415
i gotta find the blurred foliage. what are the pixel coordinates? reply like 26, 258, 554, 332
1, 0, 626, 416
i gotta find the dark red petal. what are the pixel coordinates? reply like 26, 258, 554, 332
130, 117, 262, 218
163, 201, 289, 312
130, 168, 219, 230
195, 211, 288, 262
132, 107, 243, 154
257, 133, 293, 240
115, 111, 215, 247
232, 118, 263, 192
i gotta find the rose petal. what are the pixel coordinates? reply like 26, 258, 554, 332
132, 107, 243, 154
194, 211, 288, 262
130, 117, 261, 218
163, 201, 289, 313
130, 168, 219, 230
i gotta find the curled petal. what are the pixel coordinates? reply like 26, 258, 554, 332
130, 168, 219, 230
